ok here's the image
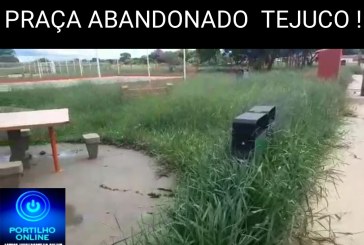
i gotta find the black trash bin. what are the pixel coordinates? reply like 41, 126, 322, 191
248, 105, 276, 137
231, 112, 269, 160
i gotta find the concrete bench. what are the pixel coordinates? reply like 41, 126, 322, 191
0, 108, 70, 173
121, 83, 174, 98
0, 161, 23, 188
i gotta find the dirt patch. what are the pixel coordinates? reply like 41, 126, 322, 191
66, 204, 84, 226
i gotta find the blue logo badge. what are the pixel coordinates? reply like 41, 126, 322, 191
15, 191, 51, 222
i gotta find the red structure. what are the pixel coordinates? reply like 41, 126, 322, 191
316, 49, 343, 80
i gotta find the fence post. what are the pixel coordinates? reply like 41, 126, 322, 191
37, 61, 42, 78
96, 51, 101, 78
146, 49, 151, 85
117, 59, 120, 75
66, 61, 69, 75
79, 59, 83, 76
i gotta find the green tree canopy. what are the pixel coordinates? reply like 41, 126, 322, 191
119, 52, 131, 64
196, 49, 319, 70
196, 49, 220, 64
149, 49, 164, 63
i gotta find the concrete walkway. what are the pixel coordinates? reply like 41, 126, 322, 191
299, 75, 364, 245
0, 143, 175, 245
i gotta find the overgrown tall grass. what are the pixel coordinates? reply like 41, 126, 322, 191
0, 68, 352, 244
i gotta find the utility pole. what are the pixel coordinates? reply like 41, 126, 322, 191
146, 49, 151, 85
116, 59, 120, 75
183, 49, 187, 80
361, 68, 364, 96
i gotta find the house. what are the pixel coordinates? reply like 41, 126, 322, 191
315, 49, 363, 65
341, 55, 362, 64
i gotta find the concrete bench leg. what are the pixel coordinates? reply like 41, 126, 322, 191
21, 129, 30, 150
7, 130, 26, 161
7, 129, 32, 169
86, 143, 99, 159
82, 133, 100, 159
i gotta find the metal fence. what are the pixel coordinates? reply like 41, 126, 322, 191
0, 59, 192, 82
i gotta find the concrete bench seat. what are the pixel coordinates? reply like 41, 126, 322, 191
121, 83, 174, 98
0, 161, 23, 188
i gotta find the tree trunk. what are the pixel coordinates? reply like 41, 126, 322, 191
289, 56, 292, 67
307, 53, 315, 66
267, 58, 274, 70
252, 59, 264, 70
265, 54, 275, 71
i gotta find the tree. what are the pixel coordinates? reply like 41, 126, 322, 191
131, 57, 146, 64
221, 49, 319, 70
149, 49, 164, 63
301, 49, 317, 67
139, 56, 148, 64
280, 49, 318, 68
119, 52, 131, 64
176, 49, 198, 64
343, 49, 360, 55
0, 49, 16, 57
160, 51, 181, 72
196, 49, 220, 64
106, 59, 115, 64
186, 50, 198, 64
222, 49, 277, 70
0, 49, 19, 63
38, 58, 50, 62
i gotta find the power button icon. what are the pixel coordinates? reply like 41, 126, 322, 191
16, 191, 50, 222
26, 199, 41, 213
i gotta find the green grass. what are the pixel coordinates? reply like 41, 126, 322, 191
345, 64, 363, 74
0, 68, 352, 244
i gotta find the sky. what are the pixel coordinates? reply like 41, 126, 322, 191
14, 49, 180, 62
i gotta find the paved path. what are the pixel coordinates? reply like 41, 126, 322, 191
0, 143, 175, 245
298, 75, 364, 245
